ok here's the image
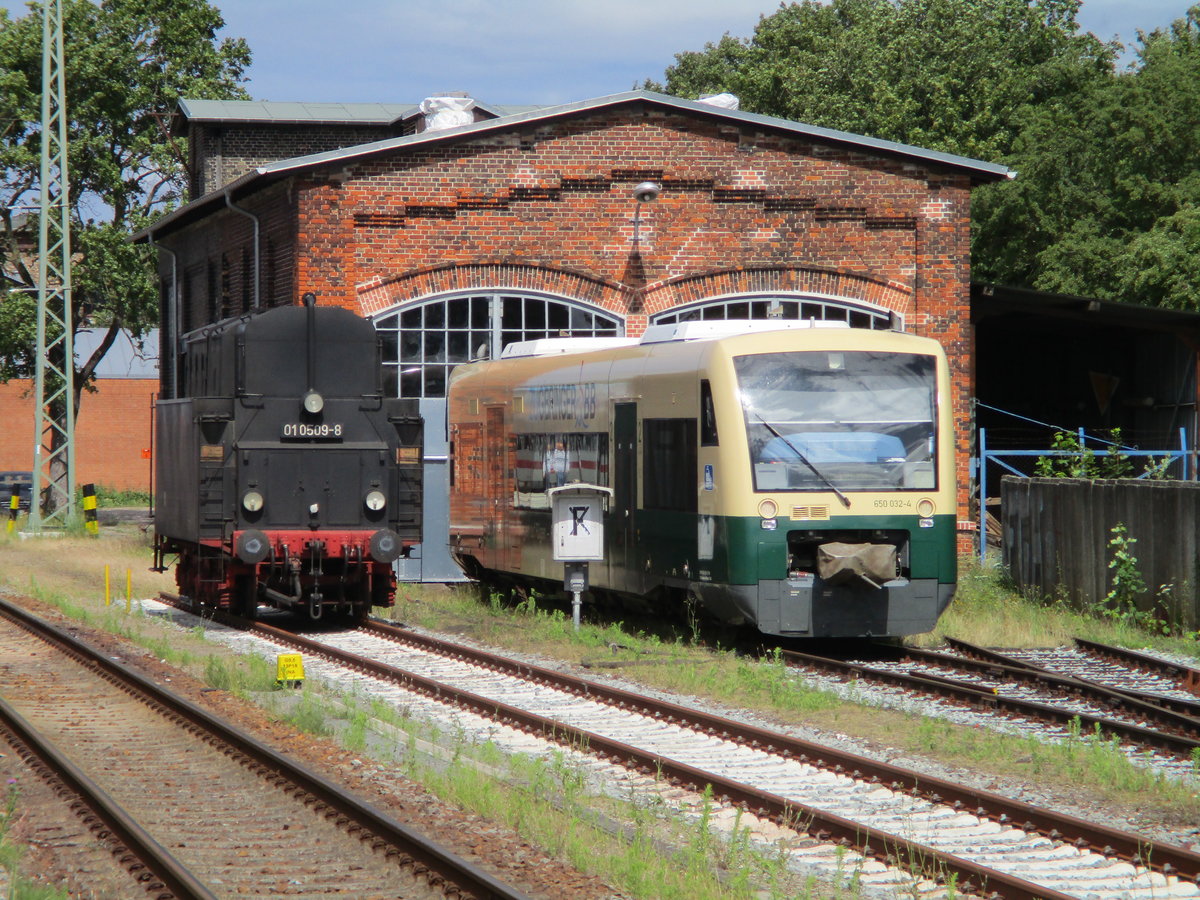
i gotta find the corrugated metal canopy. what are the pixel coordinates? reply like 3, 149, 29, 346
172, 98, 544, 133
177, 99, 417, 126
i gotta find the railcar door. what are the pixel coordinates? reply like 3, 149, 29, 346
611, 402, 638, 593
484, 405, 511, 573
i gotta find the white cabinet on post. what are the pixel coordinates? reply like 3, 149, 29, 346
549, 483, 612, 629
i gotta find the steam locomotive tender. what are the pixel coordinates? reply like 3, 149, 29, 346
154, 295, 422, 620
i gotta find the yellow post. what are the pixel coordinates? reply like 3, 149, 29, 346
5, 493, 17, 533
82, 484, 99, 536
104, 564, 111, 606
125, 568, 132, 612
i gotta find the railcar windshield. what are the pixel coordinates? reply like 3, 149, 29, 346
735, 351, 937, 492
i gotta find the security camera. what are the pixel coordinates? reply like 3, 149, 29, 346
632, 181, 661, 203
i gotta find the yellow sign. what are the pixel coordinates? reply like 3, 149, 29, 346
275, 653, 305, 685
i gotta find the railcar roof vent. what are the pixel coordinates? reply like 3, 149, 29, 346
500, 337, 639, 359
639, 319, 849, 344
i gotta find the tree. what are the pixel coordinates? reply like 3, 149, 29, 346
1001, 6, 1200, 308
650, 0, 1127, 295
0, 0, 250, 410
650, 0, 1113, 162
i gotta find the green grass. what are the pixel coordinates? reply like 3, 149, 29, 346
5, 534, 1199, 896
295, 685, 853, 900
926, 560, 1200, 659
0, 783, 69, 900
390, 565, 1200, 828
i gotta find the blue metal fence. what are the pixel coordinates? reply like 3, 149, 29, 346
974, 409, 1191, 563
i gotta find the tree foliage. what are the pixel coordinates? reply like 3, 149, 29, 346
651, 0, 1200, 311
0, 0, 249, 398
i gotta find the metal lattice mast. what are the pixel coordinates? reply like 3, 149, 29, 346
30, 0, 74, 531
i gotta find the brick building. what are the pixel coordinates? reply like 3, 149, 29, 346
137, 90, 1009, 578
0, 330, 156, 494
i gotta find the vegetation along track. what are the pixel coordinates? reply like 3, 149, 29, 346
0, 596, 530, 900
160, 594, 1200, 900
779, 638, 1200, 774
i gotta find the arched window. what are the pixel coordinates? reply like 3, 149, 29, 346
372, 291, 624, 399
651, 294, 898, 330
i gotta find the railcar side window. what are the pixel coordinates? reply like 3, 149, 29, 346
512, 432, 609, 509
735, 351, 937, 492
700, 380, 719, 446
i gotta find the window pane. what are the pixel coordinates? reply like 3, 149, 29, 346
400, 330, 421, 362
425, 303, 445, 329
400, 368, 421, 398
379, 330, 397, 363
448, 330, 469, 361
424, 330, 446, 363
471, 329, 491, 359
447, 296, 469, 329
524, 298, 545, 329
424, 365, 447, 397
502, 296, 522, 328
471, 295, 490, 328
401, 307, 420, 330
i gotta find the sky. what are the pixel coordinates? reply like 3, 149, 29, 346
211, 0, 1193, 107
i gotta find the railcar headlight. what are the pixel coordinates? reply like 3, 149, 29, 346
302, 390, 324, 414
758, 498, 778, 519
917, 498, 936, 518
364, 490, 386, 511
242, 490, 264, 512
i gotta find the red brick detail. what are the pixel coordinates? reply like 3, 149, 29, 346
0, 379, 156, 492
641, 267, 911, 317
357, 262, 630, 317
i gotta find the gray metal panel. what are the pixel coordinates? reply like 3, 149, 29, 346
396, 399, 469, 583
177, 99, 415, 125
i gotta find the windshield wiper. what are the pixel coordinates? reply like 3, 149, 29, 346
752, 411, 852, 509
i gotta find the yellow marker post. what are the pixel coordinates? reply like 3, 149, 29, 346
82, 483, 99, 536
125, 569, 132, 613
275, 653, 305, 688
5, 493, 17, 533
104, 565, 111, 606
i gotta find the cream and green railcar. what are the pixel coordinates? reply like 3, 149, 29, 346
447, 321, 956, 638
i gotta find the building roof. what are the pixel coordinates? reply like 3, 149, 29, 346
172, 98, 544, 133
971, 283, 1200, 339
139, 89, 1013, 242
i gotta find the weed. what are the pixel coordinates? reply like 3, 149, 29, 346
343, 709, 369, 753
285, 693, 332, 737
0, 780, 69, 900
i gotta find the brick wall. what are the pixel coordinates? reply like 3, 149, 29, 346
0, 379, 156, 492
162, 101, 979, 526
192, 124, 402, 197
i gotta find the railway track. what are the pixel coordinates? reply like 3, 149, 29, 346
778, 638, 1200, 772
155, 594, 1200, 900
0, 596, 530, 900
